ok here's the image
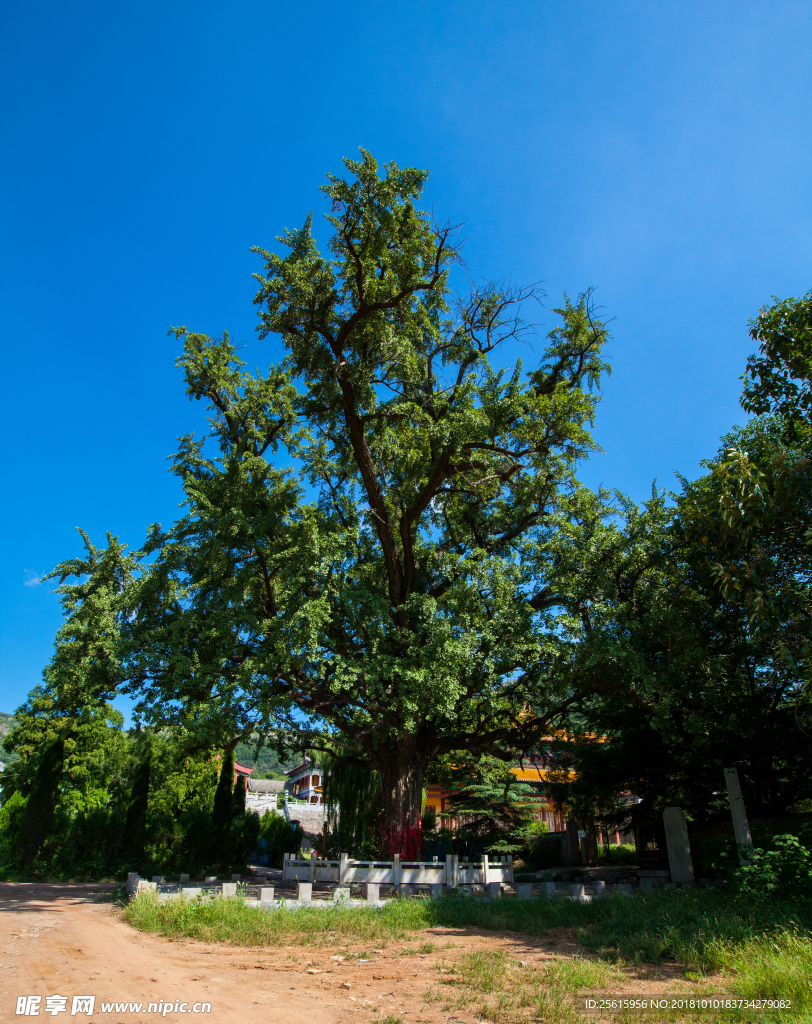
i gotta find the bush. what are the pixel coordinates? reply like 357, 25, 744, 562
735, 830, 812, 901
255, 811, 302, 868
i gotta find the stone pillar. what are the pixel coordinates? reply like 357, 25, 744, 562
616, 883, 632, 895
296, 881, 312, 902
662, 807, 695, 885
430, 883, 443, 899
542, 881, 556, 896
506, 855, 514, 883
339, 852, 348, 884
182, 887, 200, 898
515, 883, 532, 899
221, 883, 237, 897
569, 883, 585, 900
135, 880, 156, 896
179, 873, 190, 884
260, 887, 275, 901
481, 854, 489, 885
365, 883, 380, 901
332, 886, 351, 901
485, 881, 501, 899
308, 854, 317, 882
231, 874, 241, 882
152, 876, 165, 883
724, 767, 754, 864
126, 873, 140, 897
592, 880, 606, 898
204, 875, 217, 884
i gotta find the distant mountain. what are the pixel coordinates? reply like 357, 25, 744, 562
0, 712, 20, 767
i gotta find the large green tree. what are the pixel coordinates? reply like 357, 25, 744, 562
117, 150, 612, 854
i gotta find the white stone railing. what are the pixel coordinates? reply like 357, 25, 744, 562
282, 852, 513, 886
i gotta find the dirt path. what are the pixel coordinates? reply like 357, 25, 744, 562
0, 883, 710, 1024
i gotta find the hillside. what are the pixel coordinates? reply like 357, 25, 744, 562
0, 712, 20, 766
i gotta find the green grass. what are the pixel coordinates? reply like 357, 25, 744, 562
124, 889, 812, 1022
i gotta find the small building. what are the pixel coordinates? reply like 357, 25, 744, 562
285, 758, 325, 804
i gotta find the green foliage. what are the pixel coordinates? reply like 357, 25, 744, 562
445, 769, 536, 855
211, 749, 235, 869
742, 289, 812, 429
18, 735, 66, 866
257, 810, 302, 868
232, 774, 246, 815
85, 149, 614, 851
120, 740, 151, 869
735, 828, 812, 901
322, 754, 383, 858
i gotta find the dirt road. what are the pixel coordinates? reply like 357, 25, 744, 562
0, 883, 706, 1024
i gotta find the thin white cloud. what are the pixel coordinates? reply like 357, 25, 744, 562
23, 569, 42, 588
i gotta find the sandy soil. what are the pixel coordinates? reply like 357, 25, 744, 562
0, 883, 718, 1024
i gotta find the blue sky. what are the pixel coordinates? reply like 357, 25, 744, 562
1, 0, 811, 715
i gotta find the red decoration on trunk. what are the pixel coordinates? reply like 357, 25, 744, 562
382, 797, 423, 859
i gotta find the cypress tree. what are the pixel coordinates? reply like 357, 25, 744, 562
19, 735, 66, 868
121, 745, 151, 870
211, 748, 234, 867
232, 774, 246, 816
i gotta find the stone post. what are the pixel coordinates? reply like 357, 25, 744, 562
662, 807, 695, 885
569, 883, 585, 900
506, 854, 513, 883
515, 883, 532, 899
126, 873, 140, 897
542, 881, 556, 896
296, 881, 312, 902
152, 876, 165, 883
592, 880, 606, 898
308, 854, 317, 883
481, 854, 489, 885
724, 767, 754, 865
365, 883, 380, 901
485, 881, 501, 899
339, 852, 348, 884
204, 875, 217, 884
448, 854, 459, 888
221, 883, 237, 898
393, 853, 401, 886
179, 873, 190, 884
430, 883, 443, 899
231, 874, 241, 882
260, 887, 275, 901
332, 886, 351, 901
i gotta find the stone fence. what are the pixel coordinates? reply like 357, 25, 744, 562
281, 852, 513, 886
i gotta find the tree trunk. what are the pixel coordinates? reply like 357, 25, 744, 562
375, 738, 428, 860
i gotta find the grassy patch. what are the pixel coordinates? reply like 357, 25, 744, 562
124, 890, 812, 1021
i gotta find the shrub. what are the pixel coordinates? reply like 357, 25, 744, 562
735, 830, 812, 901
256, 811, 302, 868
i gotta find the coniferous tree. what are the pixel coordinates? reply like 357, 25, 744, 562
232, 774, 246, 816
211, 748, 235, 866
121, 742, 151, 869
19, 735, 67, 867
